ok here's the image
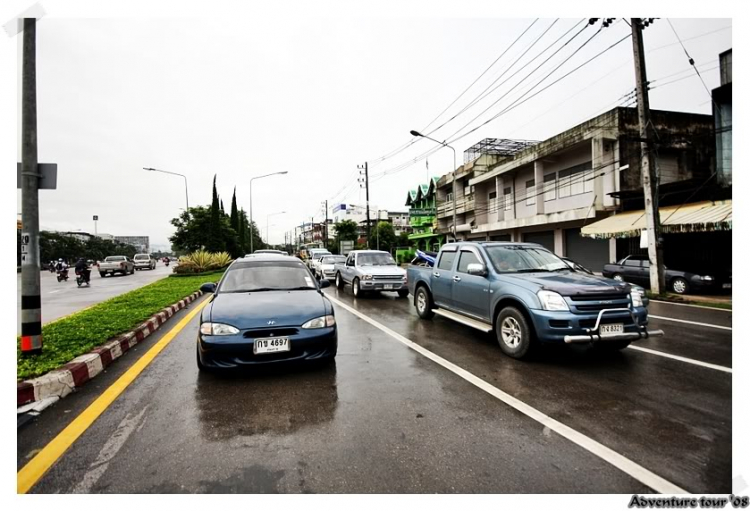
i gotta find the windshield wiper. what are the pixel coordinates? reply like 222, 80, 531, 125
515, 268, 551, 273
224, 287, 278, 293
551, 267, 572, 272
279, 286, 316, 291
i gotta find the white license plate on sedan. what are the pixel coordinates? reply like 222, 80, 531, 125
383, 284, 394, 290
253, 337, 290, 354
600, 323, 624, 335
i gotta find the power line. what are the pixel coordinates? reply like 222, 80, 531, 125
665, 19, 717, 107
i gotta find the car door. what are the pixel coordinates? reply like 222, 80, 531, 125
451, 248, 491, 321
343, 254, 356, 283
432, 247, 458, 308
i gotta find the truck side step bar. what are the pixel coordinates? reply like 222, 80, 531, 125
563, 329, 665, 344
433, 309, 493, 333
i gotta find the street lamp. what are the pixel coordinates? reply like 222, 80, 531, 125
249, 172, 289, 253
410, 130, 458, 241
266, 211, 286, 247
143, 167, 189, 211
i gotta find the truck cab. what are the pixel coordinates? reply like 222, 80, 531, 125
407, 242, 663, 359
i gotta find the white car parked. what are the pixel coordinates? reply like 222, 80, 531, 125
315, 255, 346, 280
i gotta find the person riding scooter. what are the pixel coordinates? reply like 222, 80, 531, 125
56, 258, 69, 282
75, 258, 91, 287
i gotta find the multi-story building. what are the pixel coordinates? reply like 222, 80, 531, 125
114, 236, 150, 253
387, 211, 412, 237
406, 176, 443, 252
434, 107, 718, 272
713, 48, 732, 187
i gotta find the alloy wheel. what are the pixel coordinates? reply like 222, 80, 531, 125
500, 317, 523, 348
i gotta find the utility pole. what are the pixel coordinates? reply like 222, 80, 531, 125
322, 200, 329, 249
358, 162, 370, 247
631, 18, 665, 293
20, 18, 42, 355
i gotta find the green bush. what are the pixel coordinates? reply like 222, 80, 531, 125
17, 272, 223, 380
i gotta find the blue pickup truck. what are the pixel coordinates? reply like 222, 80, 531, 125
407, 242, 663, 359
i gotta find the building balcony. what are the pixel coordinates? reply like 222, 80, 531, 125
437, 194, 475, 218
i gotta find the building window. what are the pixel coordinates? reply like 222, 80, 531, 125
504, 187, 512, 211
544, 173, 556, 201
446, 192, 453, 203
526, 179, 536, 206
558, 169, 572, 198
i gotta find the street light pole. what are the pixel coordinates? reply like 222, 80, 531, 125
249, 171, 288, 253
410, 130, 457, 241
143, 167, 189, 211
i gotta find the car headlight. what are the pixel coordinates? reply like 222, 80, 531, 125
362, 275, 373, 280
199, 322, 240, 336
700, 275, 714, 281
630, 292, 644, 308
537, 290, 569, 311
301, 315, 336, 329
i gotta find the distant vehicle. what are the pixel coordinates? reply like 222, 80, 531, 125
133, 253, 157, 271
99, 256, 135, 277
334, 250, 408, 298
247, 249, 286, 256
196, 254, 336, 371
306, 249, 332, 268
407, 242, 663, 359
315, 255, 346, 280
602, 255, 728, 295
562, 256, 648, 306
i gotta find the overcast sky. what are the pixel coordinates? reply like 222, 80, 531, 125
14, 14, 731, 248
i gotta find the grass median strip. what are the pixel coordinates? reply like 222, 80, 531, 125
17, 272, 223, 380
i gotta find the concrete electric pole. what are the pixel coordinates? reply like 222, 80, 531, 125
358, 163, 370, 247
631, 18, 666, 293
20, 18, 42, 355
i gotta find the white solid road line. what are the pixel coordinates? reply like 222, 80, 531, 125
650, 315, 732, 331
627, 345, 732, 373
328, 295, 687, 495
650, 300, 732, 312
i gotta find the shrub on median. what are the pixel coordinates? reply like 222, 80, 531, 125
174, 250, 233, 274
16, 272, 223, 380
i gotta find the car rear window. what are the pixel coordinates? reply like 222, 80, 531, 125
105, 256, 125, 262
134, 255, 149, 260
219, 261, 316, 292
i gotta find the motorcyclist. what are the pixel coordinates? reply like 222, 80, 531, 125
75, 257, 91, 284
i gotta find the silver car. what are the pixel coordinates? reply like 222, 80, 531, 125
334, 250, 408, 298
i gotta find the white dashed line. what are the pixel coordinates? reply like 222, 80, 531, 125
627, 345, 731, 373
649, 315, 732, 331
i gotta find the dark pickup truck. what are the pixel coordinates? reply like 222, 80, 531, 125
407, 242, 663, 359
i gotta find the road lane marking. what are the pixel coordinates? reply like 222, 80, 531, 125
627, 346, 732, 373
650, 315, 732, 331
17, 297, 208, 494
328, 295, 687, 494
651, 300, 731, 312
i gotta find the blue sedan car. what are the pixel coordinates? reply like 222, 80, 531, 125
197, 255, 337, 371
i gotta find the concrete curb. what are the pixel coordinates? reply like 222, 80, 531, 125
17, 290, 203, 407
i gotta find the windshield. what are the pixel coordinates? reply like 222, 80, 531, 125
358, 253, 396, 266
321, 256, 345, 265
218, 261, 317, 292
134, 255, 149, 260
484, 246, 569, 273
105, 256, 125, 262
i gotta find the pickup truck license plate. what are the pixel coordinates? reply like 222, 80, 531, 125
383, 284, 394, 290
600, 324, 624, 335
253, 337, 290, 354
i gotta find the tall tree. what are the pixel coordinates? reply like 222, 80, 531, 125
208, 175, 223, 252
230, 187, 238, 231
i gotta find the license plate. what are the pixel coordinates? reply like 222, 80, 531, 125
383, 284, 394, 290
600, 323, 624, 335
253, 337, 290, 355
723, 283, 732, 289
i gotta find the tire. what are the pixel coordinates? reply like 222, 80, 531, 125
352, 278, 362, 298
100, 272, 106, 277
335, 272, 344, 289
671, 277, 689, 295
397, 289, 409, 298
130, 267, 135, 275
495, 306, 535, 359
612, 273, 624, 282
197, 344, 211, 373
414, 286, 434, 319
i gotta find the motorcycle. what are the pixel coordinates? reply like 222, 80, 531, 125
56, 268, 69, 282
75, 268, 91, 287
164, 259, 170, 267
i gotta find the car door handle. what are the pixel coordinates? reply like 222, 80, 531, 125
453, 276, 461, 282
433, 272, 440, 277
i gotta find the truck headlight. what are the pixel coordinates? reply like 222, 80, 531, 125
301, 315, 336, 329
362, 275, 373, 280
630, 292, 643, 308
537, 290, 569, 311
199, 322, 240, 336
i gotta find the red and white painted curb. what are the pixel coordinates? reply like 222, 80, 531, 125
17, 291, 203, 408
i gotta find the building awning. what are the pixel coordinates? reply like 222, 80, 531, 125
581, 200, 732, 239
408, 232, 442, 241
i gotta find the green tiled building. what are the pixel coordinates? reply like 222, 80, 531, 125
406, 176, 444, 251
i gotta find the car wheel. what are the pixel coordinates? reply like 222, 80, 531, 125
196, 344, 211, 372
495, 307, 535, 359
335, 273, 344, 289
397, 289, 409, 298
352, 278, 361, 297
100, 272, 106, 278
415, 286, 434, 319
671, 277, 689, 294
612, 274, 624, 282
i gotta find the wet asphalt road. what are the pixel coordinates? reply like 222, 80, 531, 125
17, 265, 173, 333
17, 289, 731, 493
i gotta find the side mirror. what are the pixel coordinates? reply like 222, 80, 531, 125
319, 279, 331, 289
467, 263, 488, 276
200, 282, 217, 294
